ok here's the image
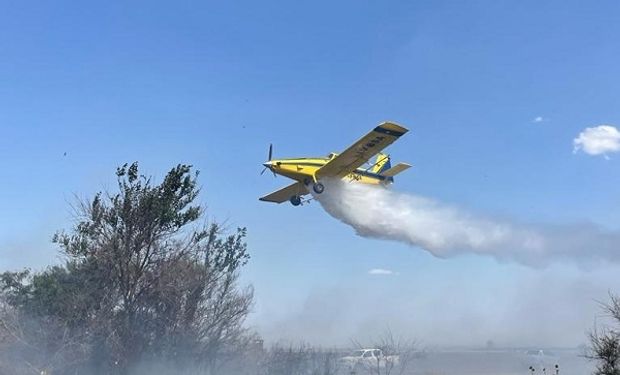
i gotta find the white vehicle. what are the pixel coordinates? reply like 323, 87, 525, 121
340, 348, 400, 372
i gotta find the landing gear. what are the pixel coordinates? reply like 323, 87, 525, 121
304, 177, 324, 194
289, 195, 302, 206
312, 182, 325, 194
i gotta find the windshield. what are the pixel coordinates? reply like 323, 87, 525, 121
349, 350, 365, 357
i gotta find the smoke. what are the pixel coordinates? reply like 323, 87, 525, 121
256, 269, 613, 348
312, 179, 619, 266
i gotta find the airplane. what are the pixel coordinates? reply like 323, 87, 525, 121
259, 121, 411, 206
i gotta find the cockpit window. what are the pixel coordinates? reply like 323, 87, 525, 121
350, 350, 364, 357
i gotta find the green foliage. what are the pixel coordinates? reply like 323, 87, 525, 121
1, 263, 102, 325
53, 162, 204, 257
0, 162, 253, 375
0, 269, 31, 307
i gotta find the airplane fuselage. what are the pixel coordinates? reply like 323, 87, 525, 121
263, 155, 391, 186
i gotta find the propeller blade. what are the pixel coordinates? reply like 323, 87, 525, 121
260, 167, 267, 176
268, 144, 273, 161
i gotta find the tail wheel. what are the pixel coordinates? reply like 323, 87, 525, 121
290, 195, 302, 206
312, 182, 325, 194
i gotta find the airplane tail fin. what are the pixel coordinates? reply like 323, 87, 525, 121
371, 153, 391, 174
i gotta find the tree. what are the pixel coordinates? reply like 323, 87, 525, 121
0, 162, 253, 374
588, 294, 620, 375
0, 268, 94, 374
259, 343, 341, 375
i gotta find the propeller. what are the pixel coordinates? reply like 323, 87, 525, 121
260, 144, 277, 177
260, 166, 275, 176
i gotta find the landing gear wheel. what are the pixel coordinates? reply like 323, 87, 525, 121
290, 195, 302, 206
312, 182, 325, 194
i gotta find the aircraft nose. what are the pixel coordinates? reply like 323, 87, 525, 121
262, 162, 271, 168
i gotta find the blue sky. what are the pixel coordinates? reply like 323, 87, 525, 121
1, 0, 619, 347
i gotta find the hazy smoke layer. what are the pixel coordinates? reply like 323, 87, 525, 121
313, 180, 619, 266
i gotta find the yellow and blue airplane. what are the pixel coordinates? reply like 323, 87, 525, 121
260, 121, 411, 206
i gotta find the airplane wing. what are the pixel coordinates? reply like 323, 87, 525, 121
259, 182, 308, 204
316, 122, 409, 179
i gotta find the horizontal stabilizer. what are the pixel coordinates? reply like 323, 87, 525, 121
380, 162, 412, 177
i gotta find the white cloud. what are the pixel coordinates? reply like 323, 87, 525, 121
573, 125, 620, 156
368, 268, 397, 276
533, 116, 544, 123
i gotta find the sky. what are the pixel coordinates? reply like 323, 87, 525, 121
1, 0, 620, 348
